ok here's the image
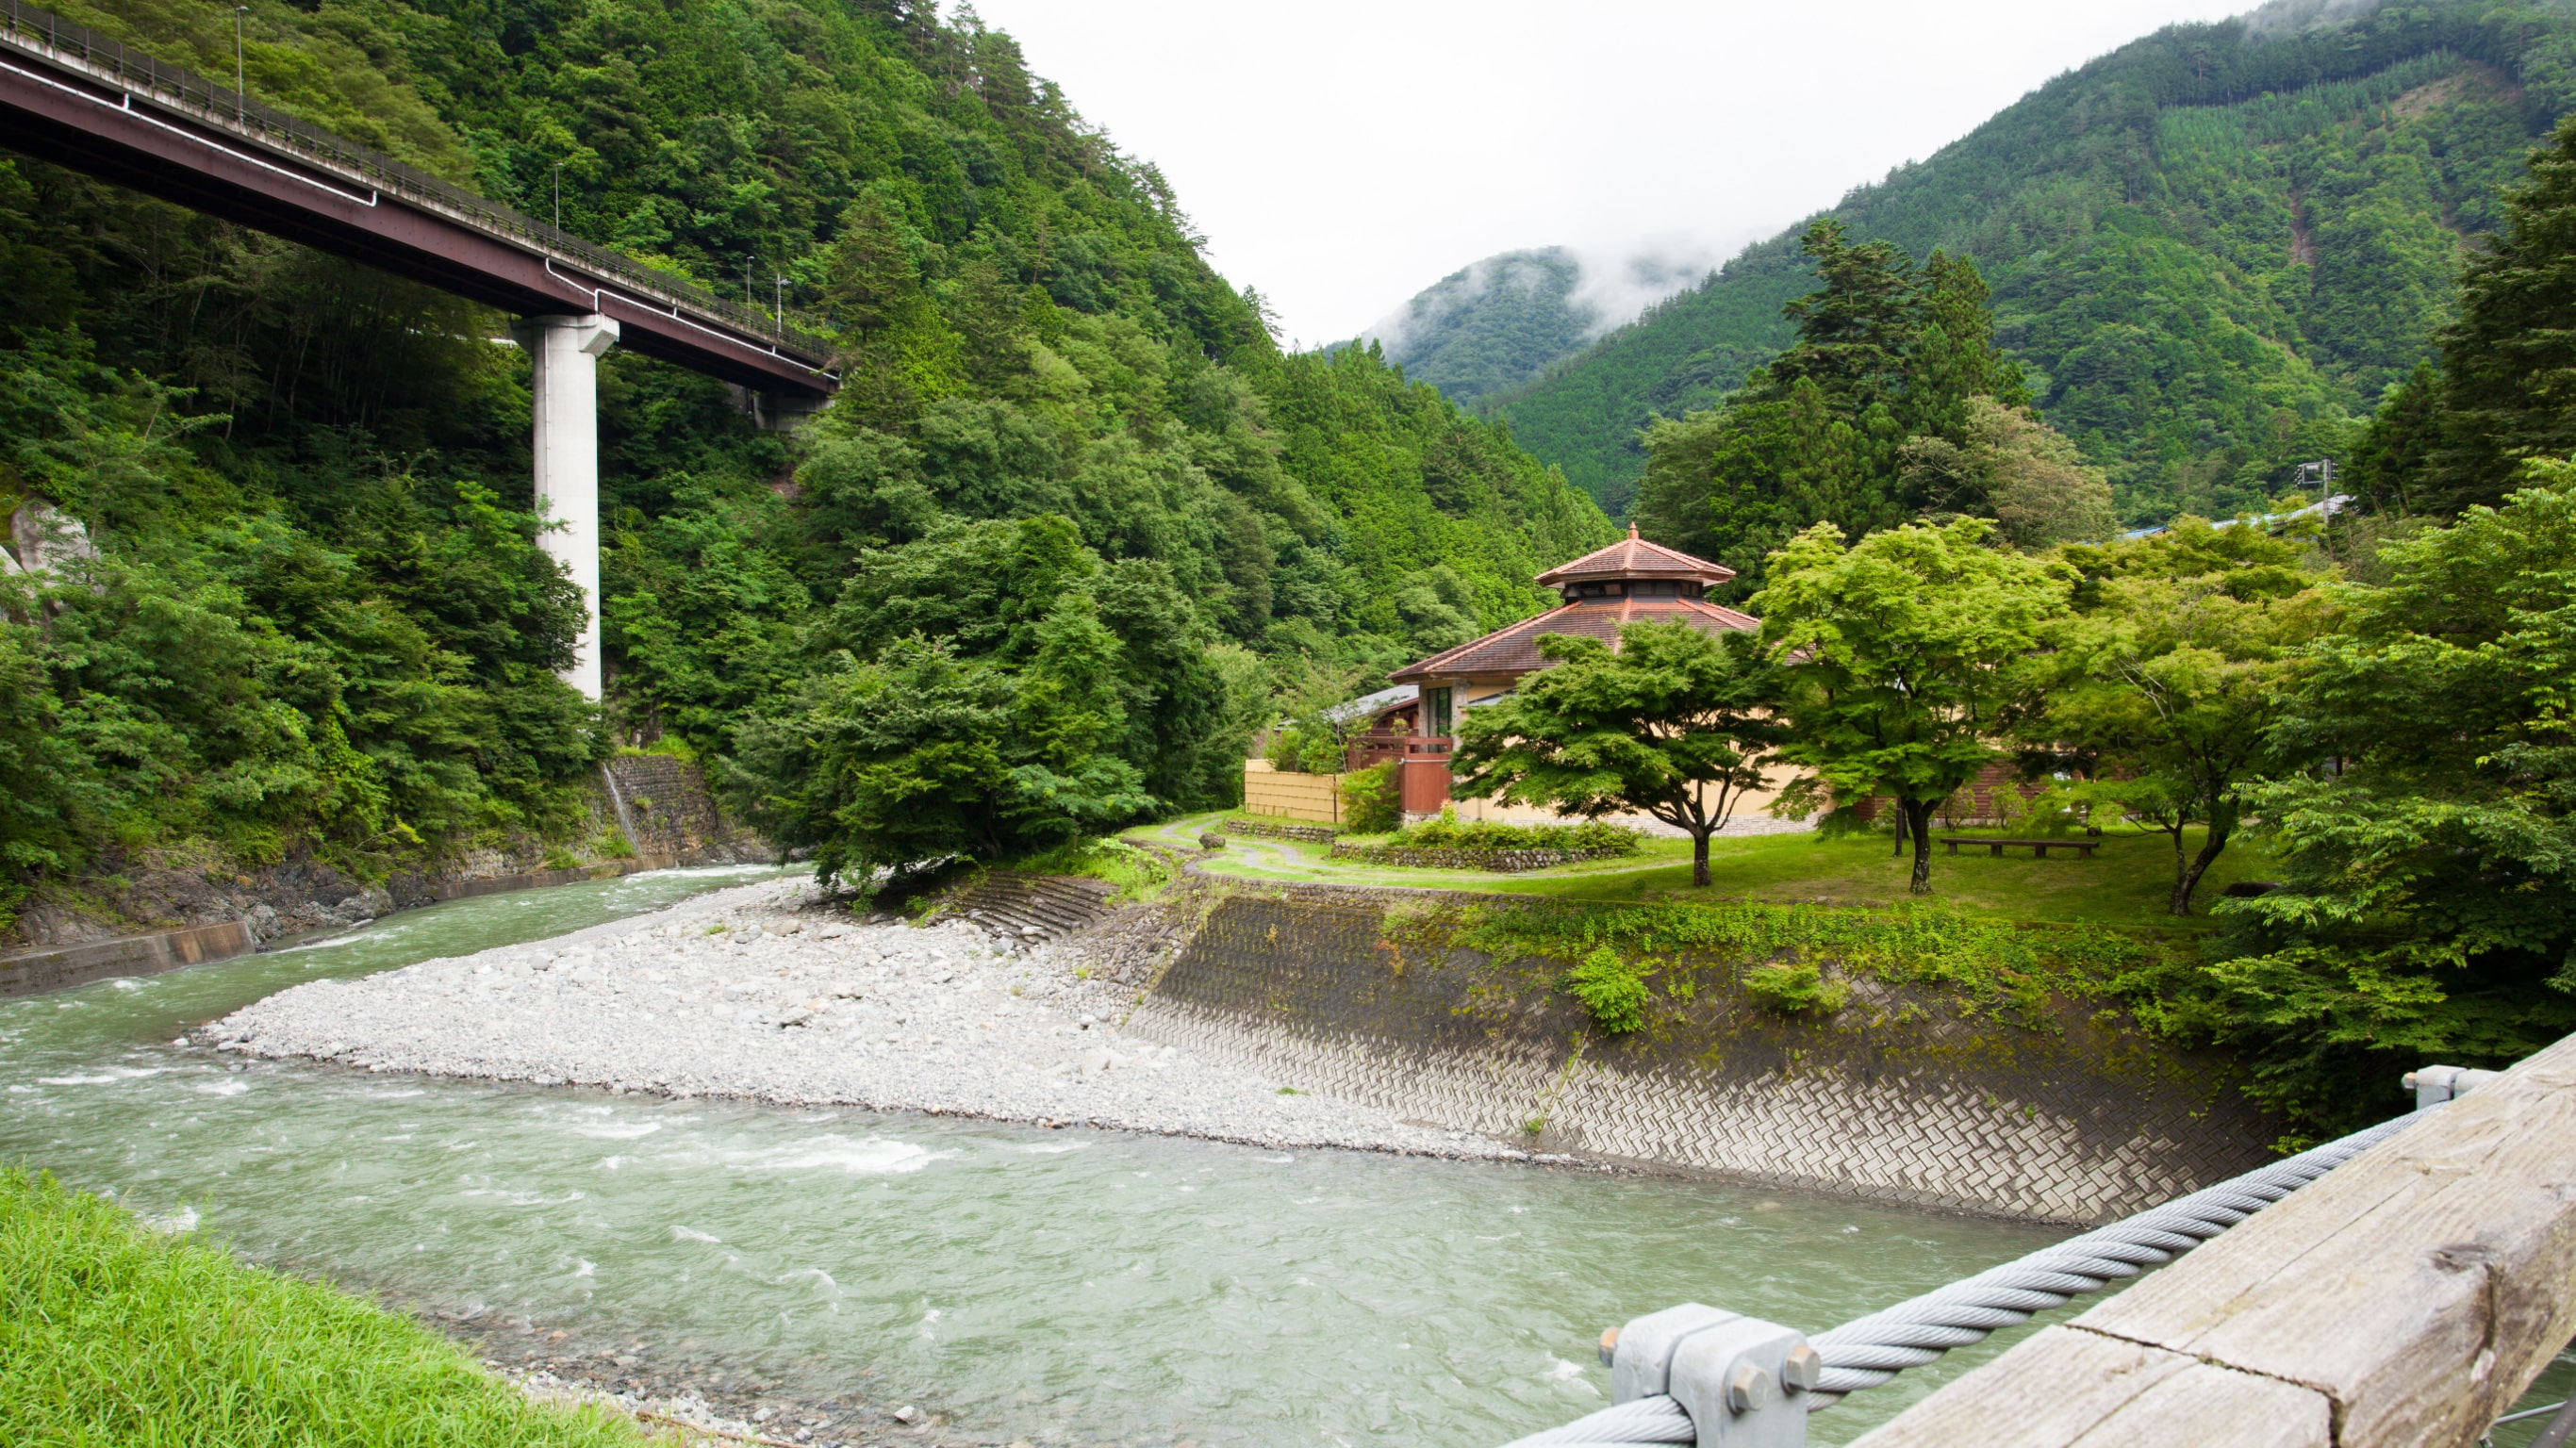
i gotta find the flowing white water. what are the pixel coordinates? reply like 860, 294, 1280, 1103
0, 865, 2075, 1445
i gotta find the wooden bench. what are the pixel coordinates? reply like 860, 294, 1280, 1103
1937, 836, 2097, 859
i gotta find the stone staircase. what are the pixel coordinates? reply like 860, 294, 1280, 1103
937, 871, 1117, 941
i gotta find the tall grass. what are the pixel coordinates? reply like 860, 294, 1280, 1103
0, 1166, 652, 1447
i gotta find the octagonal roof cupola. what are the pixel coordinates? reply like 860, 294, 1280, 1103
1534, 523, 1736, 596
1385, 525, 1756, 688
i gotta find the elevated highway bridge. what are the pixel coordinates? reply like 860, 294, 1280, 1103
0, 0, 839, 695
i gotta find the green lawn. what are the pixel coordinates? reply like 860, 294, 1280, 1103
0, 1167, 655, 1448
1137, 814, 2277, 928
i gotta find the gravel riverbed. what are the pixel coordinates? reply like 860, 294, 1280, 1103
200, 878, 1521, 1161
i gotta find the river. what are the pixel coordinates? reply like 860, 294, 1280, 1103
0, 864, 2257, 1445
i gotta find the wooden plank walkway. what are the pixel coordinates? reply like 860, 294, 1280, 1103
1850, 1029, 2576, 1447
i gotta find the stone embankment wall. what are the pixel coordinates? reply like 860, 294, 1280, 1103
1326, 842, 1632, 872
1219, 817, 1340, 846
1124, 883, 2277, 1224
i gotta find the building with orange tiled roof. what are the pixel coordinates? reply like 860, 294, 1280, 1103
1350, 527, 1766, 817
1386, 524, 1759, 739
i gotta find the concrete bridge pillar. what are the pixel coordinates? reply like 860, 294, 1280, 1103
512, 313, 619, 699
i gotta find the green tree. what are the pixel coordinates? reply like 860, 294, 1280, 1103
2204, 463, 2576, 1128
729, 634, 1152, 893
2029, 520, 2337, 914
1769, 221, 1919, 413
1899, 397, 2115, 549
1754, 518, 2072, 891
1450, 620, 1784, 888
1633, 226, 2022, 590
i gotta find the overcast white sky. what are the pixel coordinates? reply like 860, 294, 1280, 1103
966, 0, 2255, 347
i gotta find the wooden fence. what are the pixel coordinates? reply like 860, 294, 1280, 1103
1242, 760, 1343, 825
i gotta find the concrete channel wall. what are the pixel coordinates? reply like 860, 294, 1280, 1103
1125, 885, 2278, 1224
0, 920, 255, 998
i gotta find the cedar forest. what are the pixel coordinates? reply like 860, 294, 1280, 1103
3, 0, 2576, 1128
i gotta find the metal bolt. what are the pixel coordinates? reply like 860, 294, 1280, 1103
1596, 1326, 1621, 1368
1726, 1361, 1776, 1414
1783, 1343, 1824, 1391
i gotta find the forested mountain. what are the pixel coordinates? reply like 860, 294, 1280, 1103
1359, 245, 1711, 407
1493, 0, 2576, 520
1363, 249, 1589, 406
0, 0, 1610, 920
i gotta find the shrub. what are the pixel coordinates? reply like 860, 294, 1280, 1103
1013, 835, 1175, 903
1263, 726, 1342, 775
1338, 763, 1400, 833
1565, 946, 1652, 1032
1394, 807, 1641, 855
1742, 960, 1849, 1015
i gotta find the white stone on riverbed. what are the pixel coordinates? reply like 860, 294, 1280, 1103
201, 879, 1522, 1161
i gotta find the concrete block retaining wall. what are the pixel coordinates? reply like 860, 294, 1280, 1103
1125, 884, 2278, 1223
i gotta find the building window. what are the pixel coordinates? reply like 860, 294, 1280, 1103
1428, 687, 1453, 737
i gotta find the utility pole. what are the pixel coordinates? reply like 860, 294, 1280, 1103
552, 162, 561, 231
234, 8, 247, 123
774, 274, 785, 338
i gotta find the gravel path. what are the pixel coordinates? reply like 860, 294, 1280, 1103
200, 879, 1523, 1161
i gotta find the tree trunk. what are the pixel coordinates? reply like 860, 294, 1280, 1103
1693, 829, 1711, 888
2171, 805, 2237, 915
1906, 799, 1935, 894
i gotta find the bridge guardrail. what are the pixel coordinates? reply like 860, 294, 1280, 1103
0, 0, 837, 368
1511, 1048, 2576, 1447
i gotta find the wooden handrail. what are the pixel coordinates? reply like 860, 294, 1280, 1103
1850, 1030, 2576, 1447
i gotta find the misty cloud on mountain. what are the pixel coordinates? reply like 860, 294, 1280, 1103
1356, 238, 1726, 406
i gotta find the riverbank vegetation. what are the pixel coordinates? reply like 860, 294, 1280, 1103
0, 1166, 652, 1446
